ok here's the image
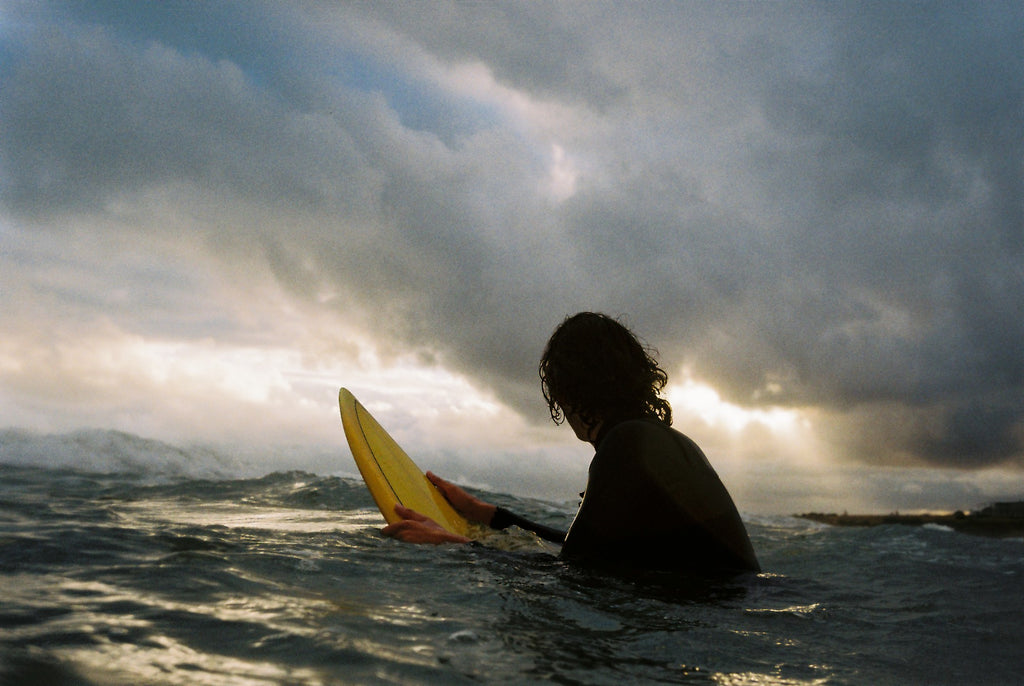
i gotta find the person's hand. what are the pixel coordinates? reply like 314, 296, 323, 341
426, 471, 497, 525
381, 505, 472, 544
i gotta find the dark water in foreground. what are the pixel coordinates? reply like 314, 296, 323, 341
1, 435, 1022, 684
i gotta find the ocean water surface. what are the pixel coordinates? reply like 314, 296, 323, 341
1, 430, 1022, 685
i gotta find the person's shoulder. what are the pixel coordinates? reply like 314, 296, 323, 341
598, 418, 711, 471
595, 418, 681, 460
600, 417, 681, 446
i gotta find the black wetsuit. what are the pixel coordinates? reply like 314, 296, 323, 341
490, 417, 760, 574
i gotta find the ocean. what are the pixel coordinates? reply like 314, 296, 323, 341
1, 430, 1021, 685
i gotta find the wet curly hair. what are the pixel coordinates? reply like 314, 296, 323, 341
539, 312, 672, 428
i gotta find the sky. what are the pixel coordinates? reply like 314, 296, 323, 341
1, 1, 1022, 514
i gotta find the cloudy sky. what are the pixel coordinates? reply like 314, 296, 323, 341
1, 1, 1021, 513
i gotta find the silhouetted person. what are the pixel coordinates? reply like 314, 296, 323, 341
383, 312, 760, 575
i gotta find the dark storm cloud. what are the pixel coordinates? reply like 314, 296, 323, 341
1, 1, 1021, 467
346, 0, 629, 111
735, 3, 1024, 466
0, 22, 373, 216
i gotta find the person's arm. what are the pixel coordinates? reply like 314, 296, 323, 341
490, 506, 567, 543
382, 472, 567, 545
380, 472, 498, 545
381, 505, 471, 544
425, 472, 496, 524
429, 471, 566, 542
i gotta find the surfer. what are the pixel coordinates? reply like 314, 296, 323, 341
383, 312, 760, 574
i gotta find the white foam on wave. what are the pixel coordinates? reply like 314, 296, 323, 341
922, 522, 955, 533
0, 427, 355, 481
0, 428, 242, 479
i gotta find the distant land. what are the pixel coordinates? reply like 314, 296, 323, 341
796, 501, 1024, 538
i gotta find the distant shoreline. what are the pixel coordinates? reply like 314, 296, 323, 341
796, 512, 1024, 538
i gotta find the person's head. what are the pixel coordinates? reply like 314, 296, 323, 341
538, 312, 672, 431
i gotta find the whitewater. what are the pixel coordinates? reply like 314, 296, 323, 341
1, 430, 1022, 685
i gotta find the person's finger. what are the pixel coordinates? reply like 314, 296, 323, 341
426, 471, 449, 492
426, 474, 459, 508
394, 504, 429, 522
381, 520, 407, 537
382, 520, 441, 543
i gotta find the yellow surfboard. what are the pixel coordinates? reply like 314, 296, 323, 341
338, 388, 469, 537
